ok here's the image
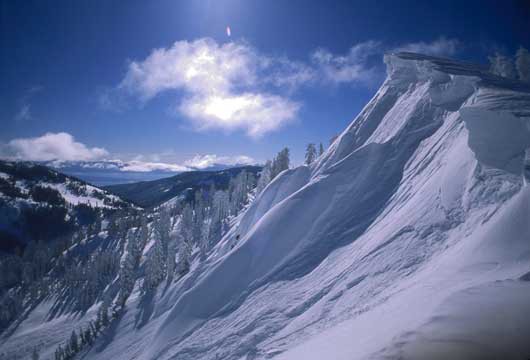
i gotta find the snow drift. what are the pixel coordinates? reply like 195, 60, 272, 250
3, 52, 530, 360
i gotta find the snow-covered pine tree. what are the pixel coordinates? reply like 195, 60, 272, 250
101, 305, 110, 326
199, 219, 210, 261
305, 143, 317, 165
84, 326, 93, 345
157, 207, 172, 253
117, 231, 137, 307
176, 232, 191, 274
181, 204, 194, 244
136, 215, 149, 259
256, 160, 272, 195
229, 170, 250, 216
192, 197, 204, 244
166, 232, 177, 278
489, 52, 516, 79
208, 190, 229, 246
69, 330, 79, 354
319, 142, 324, 156
144, 229, 166, 290
271, 147, 290, 179
516, 46, 530, 82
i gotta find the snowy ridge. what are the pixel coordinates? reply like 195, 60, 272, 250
2, 52, 530, 359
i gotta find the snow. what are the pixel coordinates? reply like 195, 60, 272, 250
43, 182, 120, 208
3, 52, 530, 360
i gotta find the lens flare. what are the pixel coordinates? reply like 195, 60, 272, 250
226, 26, 231, 37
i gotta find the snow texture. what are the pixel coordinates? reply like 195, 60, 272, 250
2, 52, 530, 360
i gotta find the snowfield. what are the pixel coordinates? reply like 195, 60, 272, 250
2, 52, 530, 359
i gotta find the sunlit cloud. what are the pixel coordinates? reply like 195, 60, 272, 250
113, 37, 461, 137
180, 93, 299, 138
118, 38, 301, 137
0, 132, 108, 161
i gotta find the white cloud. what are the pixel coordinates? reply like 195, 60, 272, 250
1, 132, 108, 161
119, 38, 301, 138
1, 132, 257, 172
180, 93, 299, 138
184, 154, 256, 169
120, 160, 190, 172
311, 41, 382, 84
113, 37, 461, 137
394, 37, 460, 57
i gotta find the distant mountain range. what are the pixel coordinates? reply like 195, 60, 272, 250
42, 160, 258, 186
103, 165, 262, 208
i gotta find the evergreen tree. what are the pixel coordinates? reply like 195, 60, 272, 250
55, 345, 63, 360
101, 305, 110, 327
516, 46, 530, 82
177, 232, 191, 274
166, 233, 177, 278
181, 205, 194, 244
144, 230, 166, 290
271, 148, 290, 179
305, 143, 317, 165
192, 200, 204, 244
157, 208, 172, 252
31, 348, 39, 360
84, 326, 93, 345
199, 219, 210, 261
117, 232, 137, 307
256, 160, 272, 195
319, 142, 324, 156
489, 52, 516, 78
69, 330, 79, 354
229, 170, 251, 216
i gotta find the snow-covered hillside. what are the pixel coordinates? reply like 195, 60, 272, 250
0, 161, 132, 251
2, 52, 530, 360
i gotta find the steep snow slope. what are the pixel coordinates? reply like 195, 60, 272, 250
3, 52, 530, 359
91, 53, 528, 359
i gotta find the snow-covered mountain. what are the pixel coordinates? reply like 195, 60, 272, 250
2, 52, 530, 360
0, 160, 132, 251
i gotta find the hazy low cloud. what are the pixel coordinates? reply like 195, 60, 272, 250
1, 132, 108, 162
0, 132, 256, 172
120, 160, 190, 172
393, 37, 460, 57
184, 154, 256, 169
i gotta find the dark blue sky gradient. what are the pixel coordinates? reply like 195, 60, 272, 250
1, 0, 529, 164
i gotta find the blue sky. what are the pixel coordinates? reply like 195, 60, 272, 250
1, 0, 529, 169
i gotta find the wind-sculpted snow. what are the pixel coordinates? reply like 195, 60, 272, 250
3, 53, 530, 360
131, 53, 529, 359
